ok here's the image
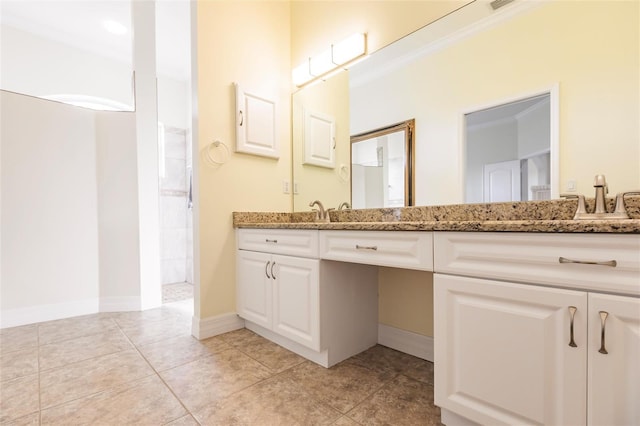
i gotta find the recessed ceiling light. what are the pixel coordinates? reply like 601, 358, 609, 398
102, 19, 127, 35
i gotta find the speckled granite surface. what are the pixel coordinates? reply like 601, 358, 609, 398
233, 197, 640, 233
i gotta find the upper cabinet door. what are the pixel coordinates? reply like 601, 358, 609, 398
234, 83, 279, 159
303, 108, 336, 168
588, 293, 640, 426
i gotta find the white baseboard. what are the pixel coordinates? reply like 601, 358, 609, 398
99, 296, 141, 312
441, 408, 480, 426
378, 323, 434, 362
192, 312, 245, 339
0, 298, 99, 329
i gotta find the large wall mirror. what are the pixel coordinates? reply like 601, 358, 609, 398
292, 0, 639, 211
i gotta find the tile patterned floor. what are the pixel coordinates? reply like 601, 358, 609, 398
0, 303, 441, 425
162, 283, 194, 304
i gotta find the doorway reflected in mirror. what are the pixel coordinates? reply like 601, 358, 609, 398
465, 93, 553, 204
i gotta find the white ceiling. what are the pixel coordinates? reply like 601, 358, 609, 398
0, 0, 191, 81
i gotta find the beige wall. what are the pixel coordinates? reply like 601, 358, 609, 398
196, 1, 292, 320
379, 268, 433, 336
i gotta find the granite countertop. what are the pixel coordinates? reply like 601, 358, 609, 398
233, 197, 640, 234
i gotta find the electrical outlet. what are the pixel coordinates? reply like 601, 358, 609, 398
282, 180, 290, 194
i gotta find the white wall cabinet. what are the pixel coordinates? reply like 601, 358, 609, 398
434, 232, 640, 426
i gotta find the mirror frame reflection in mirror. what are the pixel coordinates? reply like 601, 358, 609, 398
350, 119, 415, 208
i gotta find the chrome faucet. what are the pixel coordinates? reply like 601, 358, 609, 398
568, 174, 639, 220
309, 200, 331, 223
338, 201, 351, 210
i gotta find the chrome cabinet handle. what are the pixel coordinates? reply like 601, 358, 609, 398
271, 262, 276, 279
598, 311, 609, 354
356, 245, 378, 251
265, 261, 271, 279
559, 257, 617, 267
265, 239, 278, 243
238, 110, 244, 126
568, 306, 578, 347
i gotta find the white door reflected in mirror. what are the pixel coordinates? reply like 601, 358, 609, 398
465, 93, 554, 204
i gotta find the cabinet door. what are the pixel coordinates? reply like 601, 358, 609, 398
588, 293, 640, 426
272, 255, 320, 350
434, 274, 587, 425
236, 250, 273, 330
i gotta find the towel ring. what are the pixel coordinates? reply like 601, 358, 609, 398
206, 140, 229, 165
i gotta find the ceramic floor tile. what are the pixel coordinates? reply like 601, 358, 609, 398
39, 348, 154, 409
0, 324, 38, 354
163, 414, 200, 426
235, 337, 306, 373
119, 316, 191, 346
346, 374, 441, 425
38, 314, 118, 345
110, 306, 187, 329
218, 327, 268, 347
402, 357, 435, 385
0, 374, 39, 423
160, 347, 272, 413
39, 329, 133, 371
333, 416, 362, 426
351, 345, 425, 380
1, 411, 40, 426
40, 375, 186, 425
0, 347, 38, 381
137, 334, 230, 372
193, 374, 341, 425
283, 359, 391, 414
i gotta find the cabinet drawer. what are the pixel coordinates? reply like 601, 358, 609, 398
434, 232, 640, 296
237, 229, 319, 258
319, 231, 433, 271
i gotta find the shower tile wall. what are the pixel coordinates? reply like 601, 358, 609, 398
159, 126, 193, 286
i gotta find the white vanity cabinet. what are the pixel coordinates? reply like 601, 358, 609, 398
236, 228, 379, 367
434, 232, 640, 426
236, 249, 319, 349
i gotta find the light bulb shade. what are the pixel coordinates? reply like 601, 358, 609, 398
293, 33, 367, 87
332, 33, 366, 65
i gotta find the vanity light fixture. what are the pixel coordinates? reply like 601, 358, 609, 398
293, 33, 367, 87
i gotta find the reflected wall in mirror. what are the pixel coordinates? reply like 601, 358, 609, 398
351, 119, 415, 208
465, 92, 557, 203
293, 0, 639, 209
292, 72, 351, 212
